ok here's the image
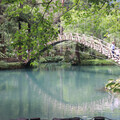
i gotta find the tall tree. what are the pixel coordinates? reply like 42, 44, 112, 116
3, 0, 61, 62
1, 0, 117, 63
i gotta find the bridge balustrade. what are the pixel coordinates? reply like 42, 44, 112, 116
56, 33, 120, 64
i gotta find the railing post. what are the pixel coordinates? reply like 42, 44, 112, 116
64, 33, 67, 40
76, 33, 79, 42
58, 34, 61, 41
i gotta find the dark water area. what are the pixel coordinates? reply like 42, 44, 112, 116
0, 64, 120, 120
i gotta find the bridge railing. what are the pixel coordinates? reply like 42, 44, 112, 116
57, 33, 120, 63
58, 33, 112, 57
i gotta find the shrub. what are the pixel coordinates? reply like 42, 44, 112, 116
105, 78, 120, 93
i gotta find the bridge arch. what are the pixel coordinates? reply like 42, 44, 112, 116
26, 33, 120, 67
48, 33, 120, 63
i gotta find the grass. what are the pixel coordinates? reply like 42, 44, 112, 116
0, 58, 116, 70
81, 59, 115, 65
0, 61, 24, 70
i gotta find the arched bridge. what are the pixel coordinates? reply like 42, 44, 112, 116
26, 33, 120, 67
47, 33, 120, 64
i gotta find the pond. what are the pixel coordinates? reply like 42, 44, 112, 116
0, 64, 120, 120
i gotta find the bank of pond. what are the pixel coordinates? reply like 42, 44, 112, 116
0, 58, 116, 70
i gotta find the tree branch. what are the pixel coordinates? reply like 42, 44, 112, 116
59, 0, 80, 19
42, 0, 53, 21
35, 1, 52, 5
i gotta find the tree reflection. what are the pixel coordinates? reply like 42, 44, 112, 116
0, 66, 120, 120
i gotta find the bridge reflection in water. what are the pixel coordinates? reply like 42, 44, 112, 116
0, 65, 120, 120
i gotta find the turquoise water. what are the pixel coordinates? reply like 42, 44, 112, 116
0, 65, 120, 120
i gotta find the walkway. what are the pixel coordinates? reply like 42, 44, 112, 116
48, 33, 120, 64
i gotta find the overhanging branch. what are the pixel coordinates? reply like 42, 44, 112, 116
59, 0, 80, 18
42, 0, 53, 21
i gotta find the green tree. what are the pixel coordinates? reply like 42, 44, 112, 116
3, 0, 62, 62
62, 0, 120, 43
1, 0, 118, 64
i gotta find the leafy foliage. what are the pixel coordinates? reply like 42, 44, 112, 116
2, 0, 61, 61
1, 0, 120, 64
105, 78, 120, 93
62, 0, 120, 45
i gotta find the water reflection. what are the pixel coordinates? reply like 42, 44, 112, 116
0, 65, 120, 120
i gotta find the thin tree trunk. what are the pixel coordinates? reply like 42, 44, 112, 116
18, 3, 24, 61
60, 24, 64, 35
27, 23, 31, 61
75, 43, 81, 63
0, 1, 6, 54
18, 21, 23, 61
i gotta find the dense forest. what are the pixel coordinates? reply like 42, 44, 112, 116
0, 0, 120, 66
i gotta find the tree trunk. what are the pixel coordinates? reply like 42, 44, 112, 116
0, 1, 6, 54
18, 21, 23, 61
18, 3, 24, 61
27, 23, 31, 61
0, 0, 2, 15
60, 25, 64, 35
75, 43, 81, 63
0, 34, 5, 54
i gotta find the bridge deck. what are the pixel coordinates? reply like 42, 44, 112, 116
49, 33, 120, 65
